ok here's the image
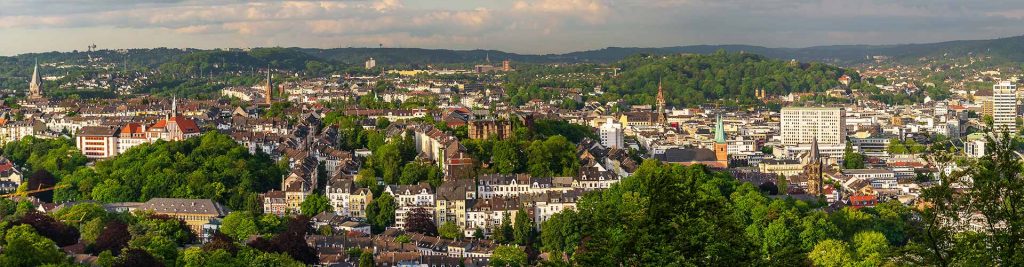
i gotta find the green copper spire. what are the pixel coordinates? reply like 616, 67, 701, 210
714, 114, 726, 144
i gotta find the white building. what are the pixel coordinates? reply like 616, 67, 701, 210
781, 107, 847, 146
843, 169, 897, 189
992, 81, 1017, 133
781, 107, 847, 158
598, 117, 624, 149
365, 58, 376, 69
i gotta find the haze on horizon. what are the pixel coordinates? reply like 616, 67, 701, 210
2, 0, 1024, 56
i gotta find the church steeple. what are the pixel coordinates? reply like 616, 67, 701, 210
805, 136, 823, 195
714, 114, 726, 144
656, 79, 666, 124
713, 114, 728, 163
29, 59, 43, 99
264, 66, 273, 105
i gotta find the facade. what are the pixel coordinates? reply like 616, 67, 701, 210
781, 107, 846, 147
134, 198, 229, 234
76, 126, 120, 159
843, 169, 898, 189
599, 117, 624, 149
992, 81, 1017, 133
467, 119, 512, 140
365, 57, 376, 69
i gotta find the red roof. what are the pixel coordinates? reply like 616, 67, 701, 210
150, 116, 200, 133
121, 123, 144, 134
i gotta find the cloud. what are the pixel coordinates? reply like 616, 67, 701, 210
1, 0, 1024, 55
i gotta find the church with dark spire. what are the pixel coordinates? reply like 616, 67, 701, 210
264, 67, 273, 105
804, 137, 824, 195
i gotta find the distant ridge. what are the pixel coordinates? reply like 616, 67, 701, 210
5, 34, 1024, 67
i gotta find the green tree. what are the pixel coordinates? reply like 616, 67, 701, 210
300, 193, 333, 217
809, 239, 853, 267
221, 211, 260, 241
359, 251, 375, 267
491, 245, 527, 267
0, 224, 67, 267
492, 140, 523, 174
513, 208, 534, 246
366, 193, 396, 233
843, 143, 865, 169
438, 221, 464, 239
495, 212, 514, 244
852, 231, 889, 265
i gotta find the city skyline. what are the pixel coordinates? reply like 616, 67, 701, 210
4, 0, 1024, 55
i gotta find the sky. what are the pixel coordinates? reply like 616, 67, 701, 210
2, 0, 1024, 56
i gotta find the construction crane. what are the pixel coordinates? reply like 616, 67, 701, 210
1, 184, 69, 199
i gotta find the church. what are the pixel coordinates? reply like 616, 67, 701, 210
653, 115, 730, 168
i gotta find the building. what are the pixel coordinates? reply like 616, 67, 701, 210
843, 169, 897, 189
992, 81, 1017, 133
28, 60, 43, 99
117, 123, 147, 154
781, 107, 846, 159
598, 117, 623, 149
76, 126, 120, 159
365, 57, 376, 69
781, 107, 846, 147
804, 138, 824, 195
467, 119, 512, 140
656, 80, 667, 125
134, 198, 229, 234
146, 98, 201, 141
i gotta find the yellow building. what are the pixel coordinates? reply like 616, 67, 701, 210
348, 188, 373, 219
134, 198, 229, 234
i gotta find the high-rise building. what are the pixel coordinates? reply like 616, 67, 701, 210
599, 117, 623, 149
992, 81, 1017, 133
781, 107, 846, 147
28, 60, 43, 99
365, 57, 376, 69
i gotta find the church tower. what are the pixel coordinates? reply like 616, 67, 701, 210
29, 60, 43, 99
805, 137, 824, 195
656, 80, 667, 125
264, 67, 273, 105
714, 114, 728, 163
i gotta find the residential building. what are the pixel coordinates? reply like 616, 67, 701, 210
599, 117, 623, 149
992, 81, 1017, 133
76, 126, 120, 159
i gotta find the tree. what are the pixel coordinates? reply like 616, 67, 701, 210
366, 193, 396, 233
809, 239, 853, 267
495, 212, 514, 244
491, 245, 528, 267
438, 221, 464, 239
405, 207, 438, 236
114, 248, 165, 267
299, 193, 333, 217
25, 169, 57, 203
513, 208, 534, 246
492, 140, 522, 174
89, 220, 131, 256
0, 224, 67, 267
852, 231, 889, 265
843, 143, 865, 169
221, 211, 260, 241
18, 211, 80, 246
359, 251, 375, 267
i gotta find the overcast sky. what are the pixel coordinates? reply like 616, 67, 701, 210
2, 0, 1024, 56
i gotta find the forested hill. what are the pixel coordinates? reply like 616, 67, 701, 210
599, 52, 858, 107
3, 34, 1024, 71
